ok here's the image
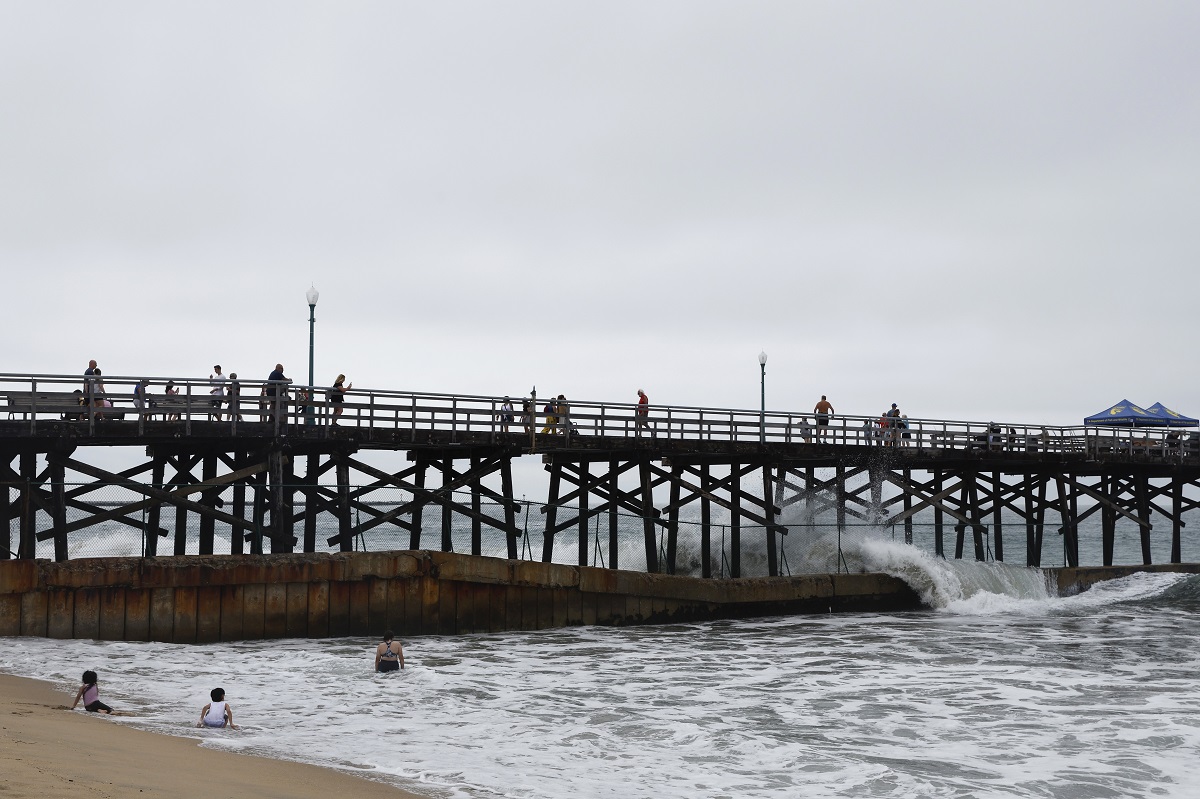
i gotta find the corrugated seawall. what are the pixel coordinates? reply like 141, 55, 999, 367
0, 551, 921, 642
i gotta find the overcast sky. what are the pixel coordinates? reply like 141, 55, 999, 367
3, 2, 1198, 427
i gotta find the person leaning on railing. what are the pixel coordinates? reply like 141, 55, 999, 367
887, 404, 902, 446
557, 394, 572, 434
813, 395, 834, 442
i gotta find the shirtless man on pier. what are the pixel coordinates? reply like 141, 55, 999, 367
813, 395, 835, 442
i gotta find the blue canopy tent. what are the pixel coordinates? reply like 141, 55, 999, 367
1144, 402, 1199, 427
1083, 400, 1167, 427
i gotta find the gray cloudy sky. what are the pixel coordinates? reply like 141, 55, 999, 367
3, 2, 1198, 426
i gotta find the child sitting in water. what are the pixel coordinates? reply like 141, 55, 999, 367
197, 687, 238, 729
71, 670, 112, 714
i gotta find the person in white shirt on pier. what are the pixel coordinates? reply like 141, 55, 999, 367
209, 365, 226, 421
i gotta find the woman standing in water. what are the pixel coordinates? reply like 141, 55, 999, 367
374, 630, 404, 672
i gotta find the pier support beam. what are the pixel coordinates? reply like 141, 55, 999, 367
1, 430, 1197, 578
933, 470, 944, 559
639, 459, 659, 573
763, 466, 778, 577
50, 459, 67, 562
1172, 477, 1183, 564
199, 454, 217, 555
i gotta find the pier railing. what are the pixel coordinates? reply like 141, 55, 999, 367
2, 373, 1197, 459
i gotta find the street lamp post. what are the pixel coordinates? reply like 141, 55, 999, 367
306, 286, 320, 389
306, 287, 319, 426
529, 386, 537, 452
758, 350, 767, 444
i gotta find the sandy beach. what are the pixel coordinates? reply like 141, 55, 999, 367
0, 673, 424, 799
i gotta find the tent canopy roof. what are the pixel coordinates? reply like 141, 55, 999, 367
1084, 399, 1198, 427
1144, 402, 1199, 427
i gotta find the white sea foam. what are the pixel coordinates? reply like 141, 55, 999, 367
853, 534, 1194, 619
853, 535, 1053, 611
1053, 569, 1192, 610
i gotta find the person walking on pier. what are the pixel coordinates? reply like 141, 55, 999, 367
635, 389, 650, 433
887, 404, 902, 447
89, 369, 110, 419
83, 359, 98, 392
813, 395, 835, 441
521, 396, 535, 435
329, 374, 352, 424
228, 373, 242, 421
83, 360, 106, 414
265, 364, 290, 424
497, 397, 514, 433
209, 365, 226, 421
375, 630, 405, 672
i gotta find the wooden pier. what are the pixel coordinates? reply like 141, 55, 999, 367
3, 372, 1200, 573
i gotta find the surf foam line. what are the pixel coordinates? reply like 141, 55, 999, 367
852, 536, 1053, 611
850, 534, 1194, 616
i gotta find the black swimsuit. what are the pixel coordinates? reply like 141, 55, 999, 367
377, 642, 399, 672
83, 684, 112, 713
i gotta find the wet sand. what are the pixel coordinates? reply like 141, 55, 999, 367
0, 673, 424, 799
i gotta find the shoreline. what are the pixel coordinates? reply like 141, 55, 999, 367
0, 672, 425, 799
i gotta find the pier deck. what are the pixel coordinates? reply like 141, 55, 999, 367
3, 373, 1199, 573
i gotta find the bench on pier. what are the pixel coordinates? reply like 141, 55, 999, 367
149, 395, 195, 419
121, 390, 258, 422
117, 394, 253, 422
4, 391, 126, 421
925, 430, 1088, 454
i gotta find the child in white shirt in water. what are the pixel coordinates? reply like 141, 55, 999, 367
197, 687, 238, 729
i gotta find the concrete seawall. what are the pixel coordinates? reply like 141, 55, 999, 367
0, 551, 923, 642
1049, 563, 1200, 595
2, 553, 1197, 643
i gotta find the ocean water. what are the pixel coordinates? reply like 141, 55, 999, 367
4, 537, 1200, 799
